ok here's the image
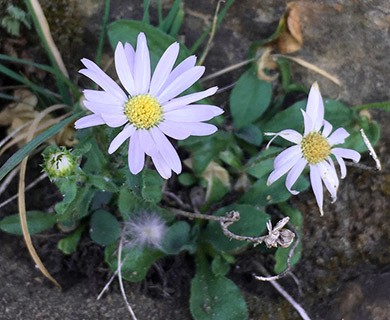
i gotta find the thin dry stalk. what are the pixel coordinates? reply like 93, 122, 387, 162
29, 0, 69, 78
117, 237, 138, 320
17, 104, 65, 288
201, 58, 256, 82
0, 167, 19, 196
0, 110, 69, 157
360, 128, 381, 171
198, 0, 223, 66
0, 121, 31, 149
0, 172, 47, 209
254, 262, 311, 320
272, 54, 341, 86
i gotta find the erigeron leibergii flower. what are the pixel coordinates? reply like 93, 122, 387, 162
75, 32, 223, 179
266, 82, 361, 215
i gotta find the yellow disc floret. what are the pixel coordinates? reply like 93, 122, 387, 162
124, 94, 163, 129
301, 132, 331, 164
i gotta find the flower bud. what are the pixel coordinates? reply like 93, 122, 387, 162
42, 146, 77, 180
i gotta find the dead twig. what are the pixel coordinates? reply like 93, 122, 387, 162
117, 237, 137, 320
253, 261, 312, 320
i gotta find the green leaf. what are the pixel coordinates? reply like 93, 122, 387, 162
240, 175, 309, 206
57, 224, 85, 255
90, 210, 121, 246
274, 203, 303, 273
160, 0, 181, 32
81, 134, 108, 173
54, 179, 78, 215
341, 116, 380, 153
167, 1, 184, 38
245, 146, 282, 179
204, 204, 270, 253
190, 253, 248, 320
178, 172, 197, 186
89, 175, 118, 193
0, 211, 56, 235
235, 124, 263, 146
105, 244, 164, 282
0, 114, 80, 182
180, 132, 233, 175
108, 20, 190, 68
141, 169, 163, 203
230, 68, 272, 129
211, 255, 231, 277
118, 187, 144, 219
55, 184, 94, 221
203, 175, 230, 210
162, 221, 196, 255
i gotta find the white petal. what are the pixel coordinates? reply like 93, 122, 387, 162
309, 164, 324, 216
322, 120, 333, 138
100, 113, 128, 128
164, 105, 223, 122
317, 161, 339, 202
108, 124, 136, 154
80, 59, 127, 100
74, 114, 105, 129
301, 109, 315, 135
264, 129, 303, 148
267, 154, 302, 185
157, 66, 205, 104
162, 87, 218, 112
158, 55, 197, 95
306, 82, 324, 131
138, 129, 158, 156
151, 152, 172, 179
149, 42, 180, 96
83, 89, 123, 105
285, 158, 307, 195
327, 128, 350, 146
128, 131, 145, 174
332, 147, 361, 163
190, 122, 217, 136
124, 43, 135, 73
157, 120, 192, 140
83, 100, 123, 114
150, 127, 181, 174
274, 145, 302, 169
333, 153, 347, 178
133, 33, 151, 94
115, 42, 136, 96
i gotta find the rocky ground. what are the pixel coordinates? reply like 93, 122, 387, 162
0, 0, 389, 319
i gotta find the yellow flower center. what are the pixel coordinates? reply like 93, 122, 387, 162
124, 94, 163, 129
301, 132, 331, 164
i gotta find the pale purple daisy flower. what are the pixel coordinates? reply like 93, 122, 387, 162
265, 82, 361, 215
75, 32, 223, 179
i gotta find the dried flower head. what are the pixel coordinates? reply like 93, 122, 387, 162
75, 32, 223, 179
122, 212, 166, 249
263, 217, 295, 248
265, 82, 361, 215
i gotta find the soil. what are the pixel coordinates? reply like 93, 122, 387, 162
0, 1, 389, 319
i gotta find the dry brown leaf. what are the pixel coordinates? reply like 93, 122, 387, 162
276, 2, 304, 54
0, 89, 77, 147
256, 47, 279, 82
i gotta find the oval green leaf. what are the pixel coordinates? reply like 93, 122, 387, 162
90, 209, 121, 246
0, 211, 56, 235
